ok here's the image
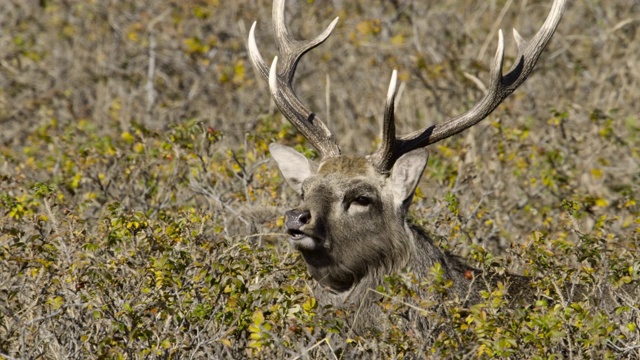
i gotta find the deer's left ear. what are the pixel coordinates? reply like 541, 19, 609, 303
389, 148, 429, 209
269, 143, 318, 195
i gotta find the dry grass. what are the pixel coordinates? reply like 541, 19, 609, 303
0, 0, 639, 358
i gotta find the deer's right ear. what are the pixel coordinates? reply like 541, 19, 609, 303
269, 143, 317, 195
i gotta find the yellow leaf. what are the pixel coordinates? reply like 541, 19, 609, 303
219, 338, 231, 347
233, 60, 245, 83
248, 324, 260, 334
414, 186, 424, 200
184, 37, 205, 54
478, 344, 487, 356
356, 19, 381, 35
251, 310, 264, 326
70, 173, 83, 189
303, 297, 317, 312
133, 142, 145, 153
128, 31, 139, 42
121, 132, 134, 143
391, 34, 405, 46
590, 168, 603, 179
47, 296, 65, 310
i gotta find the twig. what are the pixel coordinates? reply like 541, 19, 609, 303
290, 337, 336, 360
242, 233, 285, 241
145, 9, 171, 124
0, 352, 20, 360
477, 0, 513, 61
367, 288, 434, 315
607, 340, 640, 354
42, 197, 59, 234
188, 178, 251, 228
145, 31, 157, 123
463, 72, 488, 95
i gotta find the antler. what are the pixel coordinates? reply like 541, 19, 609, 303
369, 0, 567, 172
248, 0, 341, 159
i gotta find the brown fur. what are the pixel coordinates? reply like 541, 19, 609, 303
317, 155, 378, 177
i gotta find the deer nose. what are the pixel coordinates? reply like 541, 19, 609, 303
285, 209, 311, 230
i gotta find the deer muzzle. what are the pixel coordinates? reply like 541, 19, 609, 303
285, 209, 311, 240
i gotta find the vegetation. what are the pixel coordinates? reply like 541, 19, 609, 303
0, 1, 638, 358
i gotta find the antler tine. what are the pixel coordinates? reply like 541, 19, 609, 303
247, 0, 340, 159
248, 22, 269, 81
372, 0, 567, 170
369, 70, 399, 172
273, 0, 339, 86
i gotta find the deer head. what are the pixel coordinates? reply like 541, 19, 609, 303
248, 0, 567, 294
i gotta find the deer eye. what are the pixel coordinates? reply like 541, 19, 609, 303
351, 196, 372, 207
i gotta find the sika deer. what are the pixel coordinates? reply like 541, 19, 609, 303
248, 0, 568, 332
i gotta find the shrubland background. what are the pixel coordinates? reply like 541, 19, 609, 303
0, 0, 639, 358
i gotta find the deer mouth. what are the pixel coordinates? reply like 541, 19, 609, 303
287, 228, 308, 241
286, 229, 320, 250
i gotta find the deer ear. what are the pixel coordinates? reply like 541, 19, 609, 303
389, 148, 429, 208
269, 143, 317, 195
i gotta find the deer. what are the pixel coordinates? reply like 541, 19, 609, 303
248, 0, 568, 333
